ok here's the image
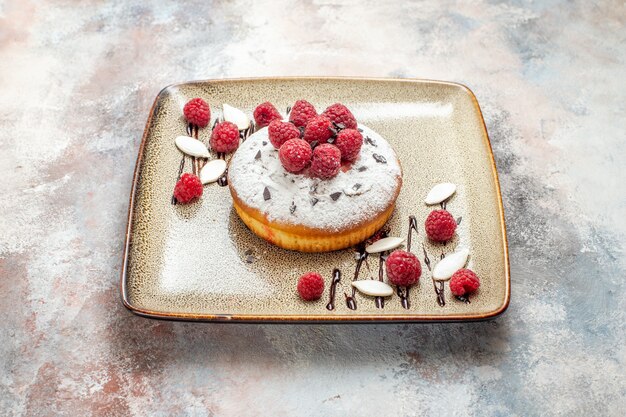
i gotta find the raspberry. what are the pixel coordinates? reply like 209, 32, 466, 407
268, 120, 301, 149
279, 139, 313, 173
449, 269, 480, 296
322, 103, 357, 129
303, 115, 333, 144
425, 210, 457, 242
289, 100, 317, 128
173, 173, 203, 204
183, 98, 211, 128
210, 121, 240, 153
297, 272, 325, 301
253, 102, 282, 127
334, 128, 363, 162
385, 250, 422, 286
310, 143, 341, 179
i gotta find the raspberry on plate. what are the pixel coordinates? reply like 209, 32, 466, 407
173, 173, 203, 204
449, 268, 480, 296
297, 272, 325, 301
425, 209, 457, 242
289, 100, 317, 128
253, 102, 282, 127
279, 138, 313, 173
385, 250, 422, 286
310, 143, 341, 179
303, 115, 334, 144
334, 128, 363, 162
183, 98, 211, 128
210, 121, 240, 153
268, 120, 301, 149
322, 103, 357, 129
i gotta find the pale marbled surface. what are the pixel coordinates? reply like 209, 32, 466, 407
1, 1, 625, 416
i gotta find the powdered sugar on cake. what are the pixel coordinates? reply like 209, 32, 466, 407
228, 124, 402, 230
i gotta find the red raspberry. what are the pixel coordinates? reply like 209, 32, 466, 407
173, 173, 203, 204
210, 121, 240, 153
425, 210, 457, 242
334, 128, 363, 162
289, 100, 317, 128
253, 102, 282, 127
385, 250, 422, 286
322, 103, 357, 129
268, 120, 301, 149
310, 143, 341, 179
183, 98, 211, 128
303, 115, 333, 144
297, 272, 325, 301
279, 139, 313, 173
449, 269, 480, 296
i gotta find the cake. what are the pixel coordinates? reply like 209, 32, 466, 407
227, 123, 402, 252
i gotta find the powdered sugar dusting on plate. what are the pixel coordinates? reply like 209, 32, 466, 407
228, 125, 402, 230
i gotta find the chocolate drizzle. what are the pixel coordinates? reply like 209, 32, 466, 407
423, 244, 445, 307
406, 215, 418, 251
345, 243, 368, 310
397, 286, 410, 309
455, 295, 471, 303
217, 152, 228, 186
375, 253, 387, 308
326, 269, 342, 310
171, 156, 186, 204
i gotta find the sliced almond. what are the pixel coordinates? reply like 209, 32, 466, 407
223, 103, 250, 130
365, 237, 405, 254
352, 280, 394, 297
200, 159, 227, 184
432, 248, 470, 281
424, 182, 456, 205
175, 136, 210, 158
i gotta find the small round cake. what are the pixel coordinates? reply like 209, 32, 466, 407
228, 125, 402, 252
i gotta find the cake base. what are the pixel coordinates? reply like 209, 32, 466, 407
232, 194, 396, 252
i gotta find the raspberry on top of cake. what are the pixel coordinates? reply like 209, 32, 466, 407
228, 123, 401, 231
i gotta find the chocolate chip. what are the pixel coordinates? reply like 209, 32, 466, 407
353, 183, 362, 191
328, 126, 338, 137
254, 150, 261, 160
311, 197, 319, 206
310, 140, 319, 149
330, 192, 342, 201
357, 166, 367, 172
327, 136, 336, 144
373, 153, 387, 164
290, 202, 297, 214
456, 216, 462, 225
365, 136, 377, 146
263, 187, 271, 201
335, 122, 345, 130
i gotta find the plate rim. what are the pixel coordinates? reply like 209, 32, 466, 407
120, 76, 510, 323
